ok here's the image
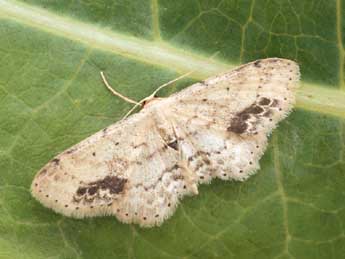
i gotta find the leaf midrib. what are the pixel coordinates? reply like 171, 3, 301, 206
1, 0, 345, 118
336, 0, 345, 91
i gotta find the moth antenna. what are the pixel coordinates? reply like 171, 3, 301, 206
122, 101, 143, 119
102, 49, 218, 119
100, 72, 140, 106
149, 70, 194, 98
148, 51, 219, 98
101, 51, 217, 117
123, 70, 195, 119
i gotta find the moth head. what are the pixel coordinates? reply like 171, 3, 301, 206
142, 97, 164, 109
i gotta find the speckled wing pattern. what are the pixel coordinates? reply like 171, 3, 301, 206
31, 58, 300, 227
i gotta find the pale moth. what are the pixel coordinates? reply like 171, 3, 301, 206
31, 58, 300, 227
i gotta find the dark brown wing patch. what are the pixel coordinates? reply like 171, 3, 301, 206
227, 97, 281, 135
74, 176, 127, 204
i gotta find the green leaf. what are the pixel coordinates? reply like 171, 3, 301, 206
0, 0, 344, 258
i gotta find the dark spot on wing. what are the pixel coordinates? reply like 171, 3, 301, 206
227, 117, 248, 134
74, 176, 128, 203
228, 97, 274, 135
76, 187, 87, 196
66, 148, 77, 154
172, 164, 180, 170
254, 60, 261, 67
51, 158, 60, 165
91, 176, 127, 194
242, 105, 264, 114
239, 113, 250, 120
88, 186, 98, 195
38, 169, 47, 177
259, 97, 271, 106
263, 110, 272, 117
203, 157, 211, 165
271, 99, 279, 107
167, 140, 178, 151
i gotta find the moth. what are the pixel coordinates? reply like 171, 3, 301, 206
31, 58, 300, 227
